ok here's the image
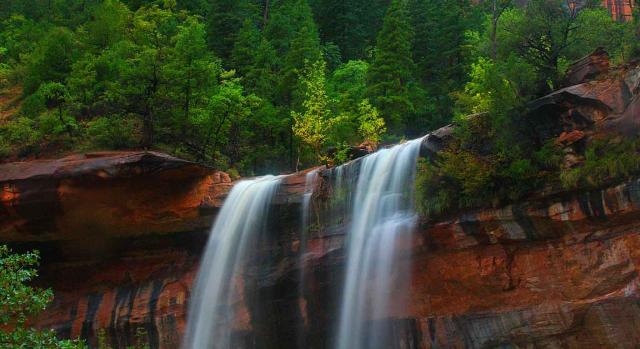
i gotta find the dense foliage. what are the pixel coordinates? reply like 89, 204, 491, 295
1, 1, 640, 344
0, 245, 85, 348
0, 0, 479, 173
415, 0, 640, 218
0, 0, 638, 178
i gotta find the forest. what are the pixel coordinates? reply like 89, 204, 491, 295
0, 0, 637, 176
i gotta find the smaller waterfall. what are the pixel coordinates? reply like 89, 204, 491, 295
183, 176, 282, 349
301, 169, 320, 236
335, 137, 425, 349
297, 169, 319, 348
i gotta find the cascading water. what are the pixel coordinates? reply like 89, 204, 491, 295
301, 169, 320, 236
335, 137, 425, 349
182, 175, 282, 349
297, 169, 319, 348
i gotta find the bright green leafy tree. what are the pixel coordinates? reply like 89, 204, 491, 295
0, 245, 86, 349
292, 59, 332, 164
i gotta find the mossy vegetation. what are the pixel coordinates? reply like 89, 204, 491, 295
415, 112, 563, 217
415, 117, 640, 219
414, 0, 640, 219
560, 138, 640, 190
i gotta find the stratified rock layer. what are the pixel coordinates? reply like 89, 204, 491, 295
0, 151, 232, 241
26, 173, 640, 349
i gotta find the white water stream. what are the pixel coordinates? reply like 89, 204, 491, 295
182, 176, 283, 349
335, 137, 425, 349
183, 136, 425, 349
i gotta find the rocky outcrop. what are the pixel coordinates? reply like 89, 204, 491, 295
603, 0, 634, 21
0, 151, 232, 242
530, 66, 639, 135
562, 47, 610, 87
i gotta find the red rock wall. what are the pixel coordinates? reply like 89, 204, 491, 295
30, 176, 640, 348
603, 0, 634, 21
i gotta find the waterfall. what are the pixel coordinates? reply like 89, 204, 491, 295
301, 169, 320, 237
335, 137, 425, 349
297, 169, 319, 348
182, 175, 283, 349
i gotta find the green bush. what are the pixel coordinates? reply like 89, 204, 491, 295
0, 245, 86, 349
561, 138, 640, 190
85, 116, 139, 149
21, 90, 47, 118
38, 112, 78, 139
415, 159, 455, 217
415, 113, 563, 218
0, 135, 11, 159
0, 117, 41, 156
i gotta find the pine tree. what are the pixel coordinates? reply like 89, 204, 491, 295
310, 0, 388, 60
409, 0, 473, 129
366, 0, 415, 133
231, 19, 261, 77
244, 38, 278, 99
206, 0, 259, 62
167, 17, 220, 141
266, 0, 322, 105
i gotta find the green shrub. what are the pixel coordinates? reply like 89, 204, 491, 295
415, 159, 455, 217
38, 112, 78, 139
0, 245, 86, 348
85, 116, 139, 149
561, 138, 640, 189
21, 91, 47, 118
1, 117, 41, 155
0, 135, 11, 159
415, 113, 562, 218
0, 63, 11, 88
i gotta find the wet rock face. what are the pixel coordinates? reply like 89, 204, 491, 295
21, 168, 640, 349
562, 48, 610, 87
0, 152, 233, 242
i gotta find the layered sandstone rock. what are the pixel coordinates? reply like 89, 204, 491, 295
0, 151, 232, 242
30, 174, 640, 348
603, 0, 634, 21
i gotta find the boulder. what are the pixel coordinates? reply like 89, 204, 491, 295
562, 48, 610, 87
530, 60, 639, 137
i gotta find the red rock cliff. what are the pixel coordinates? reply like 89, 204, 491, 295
603, 0, 634, 21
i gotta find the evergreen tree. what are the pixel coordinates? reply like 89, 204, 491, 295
206, 0, 259, 62
243, 37, 279, 99
265, 0, 322, 105
84, 0, 131, 49
409, 0, 473, 130
231, 19, 261, 77
24, 27, 77, 95
366, 0, 415, 133
310, 0, 388, 60
116, 4, 178, 148
166, 18, 220, 143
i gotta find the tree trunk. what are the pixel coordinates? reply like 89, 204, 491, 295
263, 0, 270, 29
